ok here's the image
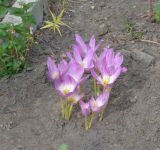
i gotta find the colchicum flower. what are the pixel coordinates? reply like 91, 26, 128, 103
47, 34, 127, 128
80, 101, 91, 117
80, 100, 92, 130
47, 57, 69, 80
91, 47, 127, 88
74, 34, 100, 57
47, 57, 59, 80
66, 59, 85, 83
67, 93, 84, 105
48, 56, 86, 120
89, 92, 110, 113
54, 75, 78, 97
71, 34, 102, 70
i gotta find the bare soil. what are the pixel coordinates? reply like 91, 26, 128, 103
0, 0, 160, 150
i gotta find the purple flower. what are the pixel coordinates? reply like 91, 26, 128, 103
57, 59, 69, 75
74, 34, 101, 56
54, 75, 78, 97
71, 34, 102, 70
47, 57, 69, 80
67, 93, 84, 105
80, 101, 91, 117
90, 92, 110, 113
47, 57, 59, 80
66, 60, 85, 82
73, 47, 94, 69
91, 47, 127, 87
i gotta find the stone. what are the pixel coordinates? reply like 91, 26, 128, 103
132, 49, 154, 66
2, 0, 46, 32
12, 145, 24, 150
122, 49, 154, 67
91, 5, 95, 9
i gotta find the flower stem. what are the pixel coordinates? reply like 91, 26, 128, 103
65, 103, 72, 120
65, 103, 69, 120
79, 85, 83, 92
59, 97, 65, 118
89, 113, 95, 129
97, 84, 100, 96
85, 117, 89, 130
99, 105, 107, 121
68, 104, 73, 119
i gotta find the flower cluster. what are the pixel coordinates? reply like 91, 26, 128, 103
47, 34, 127, 130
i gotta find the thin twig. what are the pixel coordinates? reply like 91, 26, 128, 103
140, 39, 160, 46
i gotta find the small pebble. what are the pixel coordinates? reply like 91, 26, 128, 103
91, 6, 95, 9
130, 96, 137, 103
105, 121, 109, 125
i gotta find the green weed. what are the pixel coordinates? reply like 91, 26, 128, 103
124, 18, 144, 40
154, 1, 160, 22
41, 9, 70, 36
58, 144, 69, 150
0, 2, 36, 78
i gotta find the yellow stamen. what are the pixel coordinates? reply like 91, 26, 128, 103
93, 101, 97, 108
63, 89, 70, 94
68, 97, 75, 104
103, 77, 110, 85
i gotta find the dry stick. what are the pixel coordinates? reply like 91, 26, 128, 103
68, 0, 81, 3
140, 39, 160, 46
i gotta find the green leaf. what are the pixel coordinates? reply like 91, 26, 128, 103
22, 2, 35, 11
21, 12, 36, 25
58, 9, 65, 20
0, 29, 8, 37
0, 6, 8, 17
0, 0, 11, 7
0, 43, 9, 52
9, 7, 24, 16
154, 1, 160, 22
14, 24, 30, 33
58, 144, 69, 150
0, 23, 11, 29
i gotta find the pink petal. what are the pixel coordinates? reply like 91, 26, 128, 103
67, 61, 84, 82
109, 67, 121, 84
80, 101, 91, 116
58, 59, 68, 75
83, 49, 94, 69
47, 57, 59, 80
122, 67, 128, 73
75, 34, 87, 54
73, 45, 82, 62
91, 69, 102, 85
89, 35, 96, 50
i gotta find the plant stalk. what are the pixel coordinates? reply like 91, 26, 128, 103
85, 117, 89, 130
97, 84, 100, 96
88, 113, 94, 129
59, 97, 65, 118
99, 106, 107, 121
93, 79, 97, 97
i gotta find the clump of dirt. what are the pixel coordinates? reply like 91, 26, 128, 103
0, 0, 160, 150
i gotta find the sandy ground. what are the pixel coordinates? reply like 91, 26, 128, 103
0, 0, 160, 149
